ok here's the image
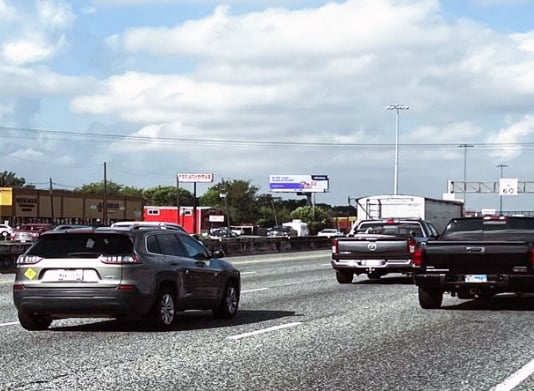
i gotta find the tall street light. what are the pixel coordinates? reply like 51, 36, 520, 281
497, 164, 508, 215
458, 144, 474, 208
386, 104, 409, 195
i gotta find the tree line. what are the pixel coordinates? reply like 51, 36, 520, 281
0, 171, 355, 232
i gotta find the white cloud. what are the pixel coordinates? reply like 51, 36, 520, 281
0, 0, 15, 20
487, 116, 534, 160
1, 34, 65, 65
37, 0, 75, 30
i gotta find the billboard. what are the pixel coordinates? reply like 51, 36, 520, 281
269, 175, 329, 193
177, 173, 214, 183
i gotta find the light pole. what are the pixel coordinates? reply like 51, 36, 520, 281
458, 144, 474, 208
386, 104, 409, 195
219, 192, 230, 229
497, 164, 508, 215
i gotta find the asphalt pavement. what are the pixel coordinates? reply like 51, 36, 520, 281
2, 250, 534, 390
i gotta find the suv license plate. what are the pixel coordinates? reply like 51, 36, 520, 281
465, 274, 487, 283
58, 270, 83, 281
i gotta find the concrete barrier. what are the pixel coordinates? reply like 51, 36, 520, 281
0, 237, 333, 273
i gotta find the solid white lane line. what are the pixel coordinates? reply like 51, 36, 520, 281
227, 322, 302, 340
0, 322, 19, 327
321, 263, 331, 266
241, 271, 257, 275
241, 288, 269, 293
493, 359, 534, 391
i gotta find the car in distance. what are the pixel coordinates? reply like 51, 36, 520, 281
317, 228, 344, 238
266, 226, 298, 238
11, 223, 53, 243
52, 224, 92, 231
13, 227, 240, 330
0, 223, 13, 240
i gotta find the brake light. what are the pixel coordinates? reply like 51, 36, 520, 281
332, 239, 338, 254
99, 254, 142, 264
16, 255, 43, 265
412, 245, 423, 267
407, 237, 416, 254
13, 284, 25, 291
531, 248, 534, 267
118, 284, 137, 291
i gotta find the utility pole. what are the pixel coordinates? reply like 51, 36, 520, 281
49, 178, 55, 224
386, 104, 409, 195
458, 144, 474, 208
103, 162, 108, 225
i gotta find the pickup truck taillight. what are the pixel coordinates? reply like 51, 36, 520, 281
332, 239, 338, 254
531, 248, 534, 267
407, 237, 416, 254
412, 245, 423, 267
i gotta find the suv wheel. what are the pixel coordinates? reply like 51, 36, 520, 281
150, 287, 176, 329
336, 270, 353, 284
213, 281, 239, 319
18, 311, 52, 331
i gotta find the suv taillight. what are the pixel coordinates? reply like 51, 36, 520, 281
17, 255, 43, 264
99, 254, 142, 264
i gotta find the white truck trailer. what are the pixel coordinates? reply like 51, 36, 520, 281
353, 194, 464, 234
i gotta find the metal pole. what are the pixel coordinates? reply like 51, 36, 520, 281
458, 144, 474, 208
386, 105, 409, 195
497, 164, 508, 215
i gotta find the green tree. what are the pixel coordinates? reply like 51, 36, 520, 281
290, 205, 333, 234
143, 186, 194, 206
76, 181, 123, 195
0, 171, 32, 188
201, 179, 259, 225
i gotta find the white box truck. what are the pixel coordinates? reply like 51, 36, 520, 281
353, 194, 464, 234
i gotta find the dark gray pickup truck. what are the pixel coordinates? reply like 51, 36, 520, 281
331, 219, 440, 283
413, 216, 534, 309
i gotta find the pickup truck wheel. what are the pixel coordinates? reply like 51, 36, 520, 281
336, 270, 353, 284
418, 287, 443, 309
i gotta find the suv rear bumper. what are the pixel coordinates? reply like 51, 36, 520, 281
13, 287, 153, 318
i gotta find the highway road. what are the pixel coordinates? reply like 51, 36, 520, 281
2, 250, 534, 390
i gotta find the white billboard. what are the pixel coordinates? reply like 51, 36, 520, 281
269, 174, 329, 193
177, 173, 214, 183
499, 178, 518, 196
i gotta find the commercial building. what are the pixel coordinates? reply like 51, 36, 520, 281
0, 187, 143, 226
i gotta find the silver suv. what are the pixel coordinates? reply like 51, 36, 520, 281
13, 227, 240, 330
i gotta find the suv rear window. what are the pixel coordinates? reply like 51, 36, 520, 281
27, 233, 134, 258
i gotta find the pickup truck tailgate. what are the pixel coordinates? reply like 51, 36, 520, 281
336, 238, 408, 260
423, 241, 531, 274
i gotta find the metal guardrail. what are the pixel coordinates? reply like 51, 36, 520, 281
0, 237, 332, 273
0, 242, 32, 273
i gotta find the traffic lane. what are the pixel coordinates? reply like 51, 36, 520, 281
2, 258, 534, 390
0, 273, 16, 324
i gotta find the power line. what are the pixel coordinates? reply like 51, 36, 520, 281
2, 125, 534, 150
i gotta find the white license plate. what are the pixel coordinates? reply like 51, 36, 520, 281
363, 260, 382, 267
465, 274, 487, 283
58, 269, 83, 281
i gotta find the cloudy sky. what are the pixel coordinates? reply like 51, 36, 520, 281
1, 0, 534, 212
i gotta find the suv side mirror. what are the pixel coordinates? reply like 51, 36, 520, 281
211, 249, 225, 258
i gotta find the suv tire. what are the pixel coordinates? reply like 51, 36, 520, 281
150, 287, 176, 329
213, 281, 239, 319
18, 311, 52, 331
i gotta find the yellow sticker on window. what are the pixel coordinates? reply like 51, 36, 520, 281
24, 268, 37, 280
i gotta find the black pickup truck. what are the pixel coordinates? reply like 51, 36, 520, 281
413, 216, 534, 309
331, 218, 440, 283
